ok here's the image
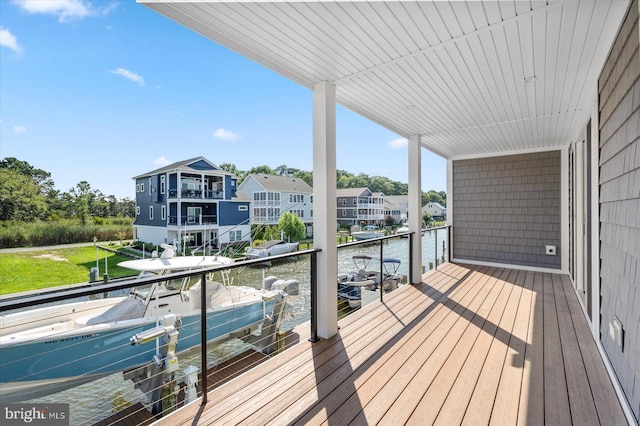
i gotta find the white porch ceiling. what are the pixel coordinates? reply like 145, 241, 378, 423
140, 0, 630, 160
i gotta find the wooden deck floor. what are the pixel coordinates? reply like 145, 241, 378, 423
156, 263, 628, 425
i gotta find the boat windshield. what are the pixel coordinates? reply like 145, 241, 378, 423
131, 271, 191, 301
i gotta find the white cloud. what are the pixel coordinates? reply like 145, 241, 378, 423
0, 27, 23, 53
12, 0, 117, 23
110, 68, 145, 86
387, 138, 408, 149
213, 128, 241, 141
153, 157, 172, 166
14, 125, 27, 133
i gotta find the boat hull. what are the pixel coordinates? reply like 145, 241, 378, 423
0, 299, 274, 402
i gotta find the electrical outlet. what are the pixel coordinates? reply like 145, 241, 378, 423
545, 245, 556, 255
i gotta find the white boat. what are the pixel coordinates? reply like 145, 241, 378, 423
245, 240, 299, 259
337, 255, 403, 309
395, 223, 410, 236
0, 245, 298, 403
351, 225, 385, 241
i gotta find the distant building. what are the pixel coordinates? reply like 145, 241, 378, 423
422, 202, 447, 220
132, 157, 251, 251
238, 173, 314, 236
337, 187, 385, 226
384, 195, 409, 223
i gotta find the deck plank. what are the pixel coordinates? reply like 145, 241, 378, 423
543, 270, 572, 425
558, 275, 628, 426
552, 273, 601, 425
152, 264, 628, 426
409, 267, 516, 426
354, 266, 504, 425
517, 271, 545, 426
489, 269, 531, 425
460, 268, 523, 425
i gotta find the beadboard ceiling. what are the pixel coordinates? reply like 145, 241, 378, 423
140, 0, 629, 160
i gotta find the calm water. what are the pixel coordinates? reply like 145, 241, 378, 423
25, 231, 448, 425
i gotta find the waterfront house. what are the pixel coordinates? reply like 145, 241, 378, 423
142, 1, 640, 423
422, 201, 447, 221
132, 157, 251, 251
237, 173, 313, 237
336, 187, 385, 227
384, 195, 409, 224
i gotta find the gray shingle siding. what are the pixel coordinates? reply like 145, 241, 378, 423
452, 151, 561, 269
598, 0, 640, 421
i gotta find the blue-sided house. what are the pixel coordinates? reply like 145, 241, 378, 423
132, 157, 251, 251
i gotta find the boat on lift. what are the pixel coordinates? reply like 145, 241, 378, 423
337, 255, 403, 309
0, 245, 298, 402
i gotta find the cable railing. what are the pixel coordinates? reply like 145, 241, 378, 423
0, 250, 317, 425
0, 226, 450, 425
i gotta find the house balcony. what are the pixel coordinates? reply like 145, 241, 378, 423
167, 215, 217, 226
167, 189, 224, 200
357, 214, 385, 221
156, 262, 627, 425
357, 202, 384, 210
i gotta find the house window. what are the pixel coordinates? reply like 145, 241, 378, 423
136, 184, 141, 192
229, 230, 242, 242
140, 183, 145, 193
310, 195, 313, 203
136, 206, 140, 216
352, 199, 357, 206
149, 206, 153, 220
161, 205, 166, 220
238, 205, 248, 211
160, 175, 165, 194
339, 198, 346, 206
342, 210, 347, 217
290, 194, 303, 203
149, 177, 152, 194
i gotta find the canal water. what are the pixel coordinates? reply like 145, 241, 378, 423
26, 231, 448, 425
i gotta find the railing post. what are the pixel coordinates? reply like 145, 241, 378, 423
379, 240, 384, 302
200, 272, 208, 405
447, 225, 451, 262
309, 250, 319, 342
409, 232, 414, 284
434, 228, 438, 270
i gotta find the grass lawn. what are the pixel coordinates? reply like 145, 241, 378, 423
0, 246, 137, 296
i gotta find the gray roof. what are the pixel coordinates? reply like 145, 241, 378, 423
385, 195, 408, 205
132, 156, 229, 179
247, 174, 312, 193
336, 187, 371, 197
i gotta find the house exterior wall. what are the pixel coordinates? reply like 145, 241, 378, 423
598, 0, 640, 420
238, 175, 313, 225
133, 176, 165, 227
337, 196, 358, 225
452, 151, 561, 269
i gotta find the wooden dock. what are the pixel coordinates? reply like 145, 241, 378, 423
155, 263, 628, 425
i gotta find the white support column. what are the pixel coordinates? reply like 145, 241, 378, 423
312, 81, 338, 339
408, 135, 423, 284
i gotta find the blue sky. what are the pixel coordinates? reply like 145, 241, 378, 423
1, 0, 446, 199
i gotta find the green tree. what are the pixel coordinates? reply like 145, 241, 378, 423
422, 211, 433, 226
0, 168, 48, 221
278, 212, 306, 241
0, 157, 55, 195
247, 165, 274, 175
